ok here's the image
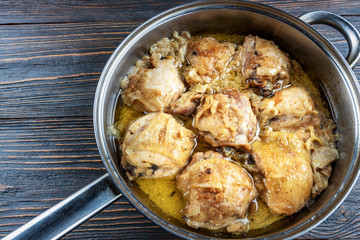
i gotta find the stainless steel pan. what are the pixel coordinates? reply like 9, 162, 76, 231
5, 1, 360, 239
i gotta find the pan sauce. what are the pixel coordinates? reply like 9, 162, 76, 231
112, 32, 338, 233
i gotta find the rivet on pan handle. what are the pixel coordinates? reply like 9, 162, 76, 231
300, 11, 360, 69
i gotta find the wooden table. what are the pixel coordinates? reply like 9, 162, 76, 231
1, 0, 359, 239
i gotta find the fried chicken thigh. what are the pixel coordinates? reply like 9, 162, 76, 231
257, 87, 320, 131
193, 91, 257, 151
240, 35, 291, 95
251, 131, 313, 215
177, 151, 257, 232
183, 37, 236, 86
121, 112, 195, 180
122, 59, 184, 112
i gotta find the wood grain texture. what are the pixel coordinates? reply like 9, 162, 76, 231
0, 22, 137, 118
0, 18, 359, 118
0, 0, 359, 24
1, 0, 360, 239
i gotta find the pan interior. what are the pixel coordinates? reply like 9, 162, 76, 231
95, 2, 360, 239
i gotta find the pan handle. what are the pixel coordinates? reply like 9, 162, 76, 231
300, 11, 360, 69
3, 173, 122, 240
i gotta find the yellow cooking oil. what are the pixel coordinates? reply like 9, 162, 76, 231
111, 104, 143, 141
135, 177, 284, 230
135, 178, 185, 222
195, 33, 245, 45
248, 198, 284, 230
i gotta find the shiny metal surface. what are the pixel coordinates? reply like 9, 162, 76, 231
300, 11, 360, 68
5, 1, 360, 239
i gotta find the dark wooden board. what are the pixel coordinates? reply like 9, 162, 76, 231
0, 22, 135, 118
0, 0, 359, 24
1, 0, 360, 239
1, 18, 359, 118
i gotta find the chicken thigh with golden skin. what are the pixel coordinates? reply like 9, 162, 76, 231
257, 87, 320, 131
240, 35, 291, 95
121, 112, 196, 180
193, 91, 257, 151
177, 151, 257, 232
122, 59, 185, 112
183, 37, 236, 86
251, 131, 313, 215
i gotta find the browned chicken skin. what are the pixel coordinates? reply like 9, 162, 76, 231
177, 151, 257, 232
183, 37, 236, 86
121, 112, 196, 180
240, 35, 291, 95
193, 91, 257, 151
251, 131, 313, 215
257, 87, 320, 131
